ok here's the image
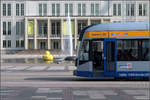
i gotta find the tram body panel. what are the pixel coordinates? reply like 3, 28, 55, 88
74, 22, 150, 78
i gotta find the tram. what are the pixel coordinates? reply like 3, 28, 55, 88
74, 21, 150, 79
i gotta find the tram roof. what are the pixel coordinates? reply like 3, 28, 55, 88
85, 21, 149, 32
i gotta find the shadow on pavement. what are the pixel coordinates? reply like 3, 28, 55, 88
24, 77, 149, 81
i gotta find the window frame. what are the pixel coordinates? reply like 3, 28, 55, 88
3, 4, 6, 16
7, 4, 11, 16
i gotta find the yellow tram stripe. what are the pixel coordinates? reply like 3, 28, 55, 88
85, 30, 150, 38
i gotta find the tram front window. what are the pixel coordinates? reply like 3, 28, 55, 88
79, 41, 89, 61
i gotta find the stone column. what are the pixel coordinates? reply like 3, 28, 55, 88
74, 18, 77, 50
88, 18, 91, 25
61, 18, 64, 50
47, 18, 50, 50
34, 19, 37, 49
25, 18, 28, 49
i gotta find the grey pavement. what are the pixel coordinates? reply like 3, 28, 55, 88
1, 61, 150, 100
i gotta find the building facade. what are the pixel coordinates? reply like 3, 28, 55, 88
1, 0, 149, 51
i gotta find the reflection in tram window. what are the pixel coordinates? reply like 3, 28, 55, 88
117, 39, 149, 61
79, 41, 89, 61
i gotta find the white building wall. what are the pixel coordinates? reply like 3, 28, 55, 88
1, 0, 149, 51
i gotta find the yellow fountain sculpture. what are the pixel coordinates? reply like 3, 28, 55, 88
43, 50, 53, 62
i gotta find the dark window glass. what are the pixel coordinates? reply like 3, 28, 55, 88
91, 4, 94, 16
131, 4, 135, 16
3, 4, 6, 16
39, 4, 42, 16
139, 4, 142, 16
16, 40, 20, 48
21, 21, 24, 35
43, 4, 47, 16
56, 4, 60, 16
21, 40, 24, 47
21, 4, 24, 16
118, 4, 121, 16
79, 40, 89, 61
142, 40, 149, 61
8, 4, 11, 16
78, 4, 81, 16
82, 4, 86, 16
69, 4, 73, 16
126, 4, 130, 16
95, 4, 99, 16
113, 4, 116, 16
16, 22, 20, 35
3, 22, 6, 35
52, 4, 55, 16
8, 40, 11, 48
143, 4, 147, 16
65, 4, 68, 16
8, 22, 11, 35
117, 39, 149, 61
16, 4, 19, 16
3, 40, 6, 48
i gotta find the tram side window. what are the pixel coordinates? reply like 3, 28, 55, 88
79, 41, 89, 61
142, 40, 149, 61
117, 40, 138, 61
117, 40, 149, 61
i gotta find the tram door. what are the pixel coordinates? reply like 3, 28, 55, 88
104, 39, 116, 77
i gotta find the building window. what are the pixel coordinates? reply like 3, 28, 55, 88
78, 3, 86, 16
82, 4, 86, 16
3, 4, 6, 16
143, 4, 147, 16
113, 4, 117, 16
16, 4, 19, 16
8, 4, 11, 16
126, 4, 135, 16
139, 4, 147, 16
3, 22, 6, 35
69, 4, 73, 16
78, 21, 87, 35
52, 4, 55, 16
38, 21, 47, 36
39, 4, 42, 16
131, 4, 135, 16
52, 41, 60, 49
21, 4, 24, 16
95, 4, 99, 16
78, 4, 81, 16
91, 4, 94, 16
16, 40, 20, 48
8, 22, 11, 35
56, 4, 60, 16
126, 4, 130, 16
43, 4, 47, 16
3, 40, 6, 48
21, 22, 24, 35
65, 4, 68, 16
139, 4, 142, 16
21, 40, 24, 47
16, 22, 20, 35
118, 4, 121, 16
51, 21, 61, 37
8, 40, 11, 48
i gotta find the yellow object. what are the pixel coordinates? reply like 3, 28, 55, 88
28, 20, 34, 35
85, 30, 150, 38
63, 20, 75, 35
43, 51, 53, 61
